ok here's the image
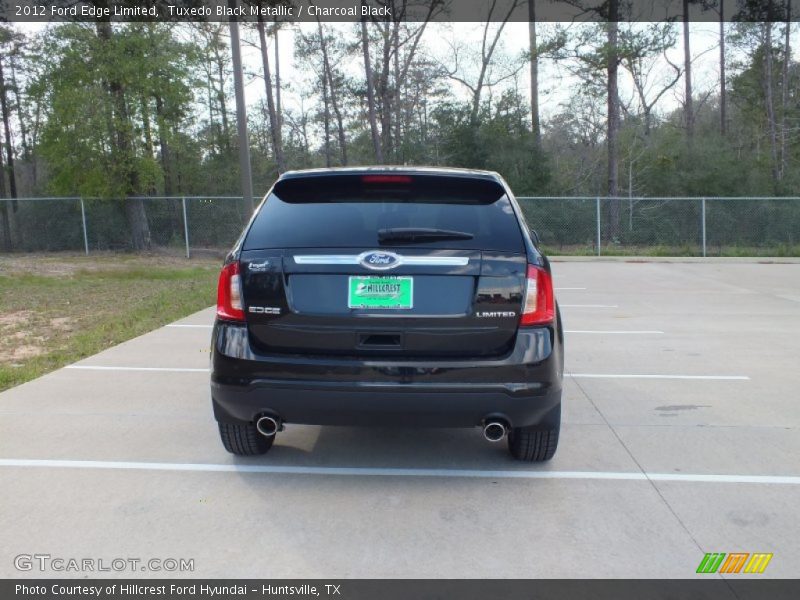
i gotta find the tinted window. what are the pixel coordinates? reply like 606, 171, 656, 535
244, 175, 525, 252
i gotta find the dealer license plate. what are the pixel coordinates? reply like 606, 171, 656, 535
348, 276, 413, 309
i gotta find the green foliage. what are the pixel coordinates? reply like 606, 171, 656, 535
431, 91, 550, 194
33, 23, 199, 198
631, 123, 753, 197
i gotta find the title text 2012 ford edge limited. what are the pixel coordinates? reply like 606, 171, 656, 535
211, 167, 564, 461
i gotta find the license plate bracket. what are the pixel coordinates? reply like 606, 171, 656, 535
348, 276, 413, 309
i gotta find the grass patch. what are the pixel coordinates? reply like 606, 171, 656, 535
0, 255, 218, 391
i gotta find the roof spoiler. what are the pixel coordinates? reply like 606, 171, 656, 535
272, 173, 506, 204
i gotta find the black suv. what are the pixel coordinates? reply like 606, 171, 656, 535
211, 168, 563, 461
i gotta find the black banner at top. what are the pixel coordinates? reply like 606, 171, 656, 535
2, 0, 800, 23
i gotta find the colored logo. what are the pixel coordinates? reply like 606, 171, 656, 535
696, 552, 773, 574
358, 251, 401, 271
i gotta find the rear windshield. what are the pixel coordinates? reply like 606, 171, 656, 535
243, 174, 525, 252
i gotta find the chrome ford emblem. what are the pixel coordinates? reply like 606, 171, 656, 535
358, 250, 401, 270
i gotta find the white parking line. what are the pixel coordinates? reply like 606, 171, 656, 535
65, 366, 208, 373
568, 373, 750, 381
167, 324, 213, 329
64, 365, 749, 381
559, 304, 618, 308
565, 330, 664, 334
555, 287, 587, 290
0, 458, 796, 485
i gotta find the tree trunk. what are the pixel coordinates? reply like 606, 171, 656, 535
274, 22, 282, 148
379, 20, 393, 159
528, 0, 541, 146
205, 68, 215, 147
361, 13, 383, 163
763, 19, 780, 186
155, 93, 181, 237
0, 56, 18, 200
321, 68, 332, 168
683, 0, 694, 145
392, 21, 402, 162
140, 96, 154, 158
719, 0, 727, 136
155, 95, 174, 196
9, 60, 29, 161
780, 0, 791, 178
300, 103, 310, 166
257, 101, 271, 155
7, 57, 24, 245
0, 206, 9, 252
140, 95, 157, 197
0, 50, 18, 251
257, 15, 286, 173
213, 42, 231, 153
317, 19, 347, 165
31, 99, 41, 188
96, 19, 151, 251
0, 149, 8, 251
607, 3, 620, 240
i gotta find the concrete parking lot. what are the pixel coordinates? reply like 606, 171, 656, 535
1, 261, 799, 578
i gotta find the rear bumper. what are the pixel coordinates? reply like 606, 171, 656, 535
210, 321, 563, 429
212, 379, 561, 428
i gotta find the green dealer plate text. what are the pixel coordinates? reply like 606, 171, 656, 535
348, 276, 413, 309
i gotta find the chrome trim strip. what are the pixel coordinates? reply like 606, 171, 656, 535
293, 255, 360, 265
401, 257, 469, 266
293, 254, 469, 267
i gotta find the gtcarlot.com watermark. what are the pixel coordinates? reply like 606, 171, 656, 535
14, 554, 194, 573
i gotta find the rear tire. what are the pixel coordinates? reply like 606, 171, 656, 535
507, 404, 560, 462
218, 422, 274, 456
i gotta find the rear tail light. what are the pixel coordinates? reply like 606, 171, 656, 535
217, 261, 244, 321
520, 265, 555, 326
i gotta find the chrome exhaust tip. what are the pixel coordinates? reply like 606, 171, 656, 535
255, 415, 280, 437
483, 420, 508, 442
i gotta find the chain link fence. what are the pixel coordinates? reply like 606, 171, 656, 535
0, 196, 798, 257
517, 196, 800, 257
0, 196, 251, 256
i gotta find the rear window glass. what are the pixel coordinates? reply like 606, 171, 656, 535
243, 175, 525, 252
